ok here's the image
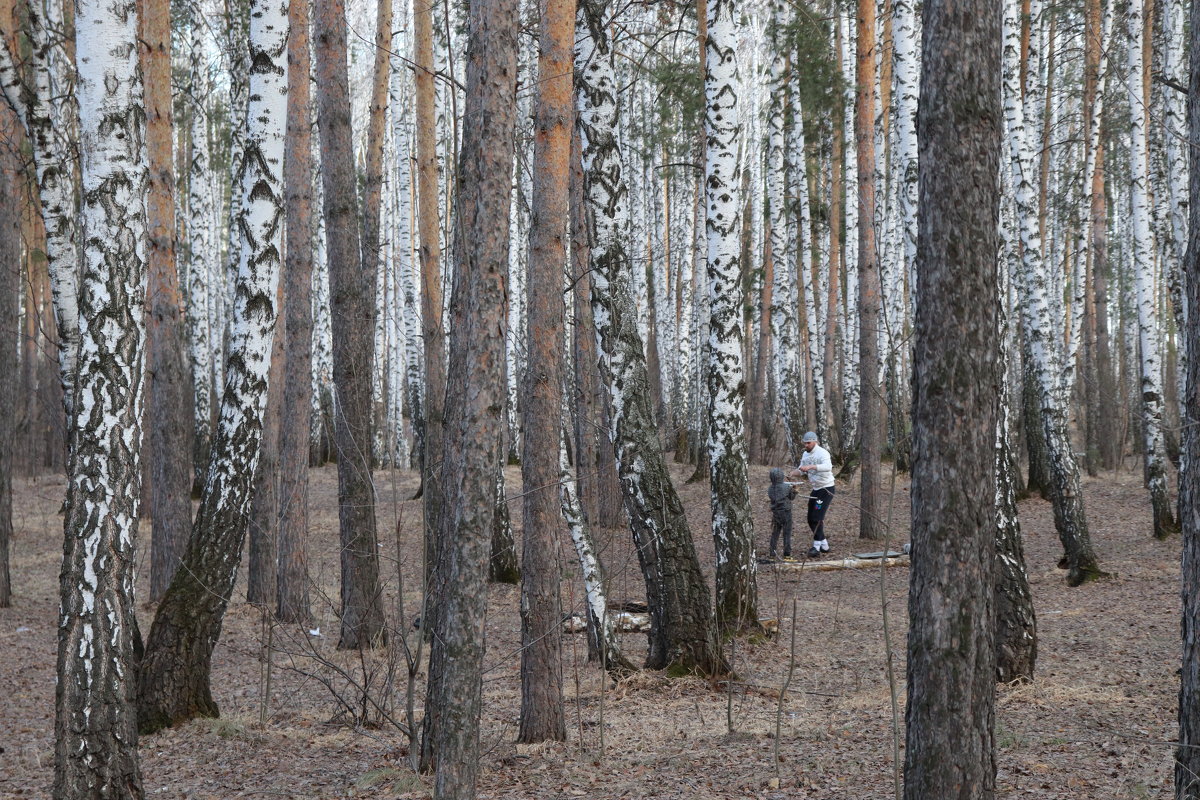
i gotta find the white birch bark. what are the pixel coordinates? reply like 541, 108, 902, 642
706, 0, 757, 628
0, 3, 81, 419
1160, 0, 1187, 273
576, 0, 723, 671
839, 9, 860, 450
54, 0, 147, 788
187, 6, 216, 480
1127, 0, 1176, 538
766, 0, 792, 450
1003, 0, 1102, 585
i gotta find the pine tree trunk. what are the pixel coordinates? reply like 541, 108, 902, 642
415, 0, 446, 591
705, 0, 758, 632
855, 0, 884, 541
577, 0, 725, 674
905, 3, 1000, 795
143, 0, 193, 603
314, 0, 385, 649
276, 0, 314, 625
517, 0, 573, 743
0, 105, 19, 608
418, 0, 517, 788
55, 0, 147, 789
137, 0, 288, 733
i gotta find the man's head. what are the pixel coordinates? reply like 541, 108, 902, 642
802, 431, 818, 452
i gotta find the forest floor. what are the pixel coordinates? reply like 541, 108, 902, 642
0, 457, 1181, 799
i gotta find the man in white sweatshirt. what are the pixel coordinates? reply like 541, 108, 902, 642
788, 431, 835, 558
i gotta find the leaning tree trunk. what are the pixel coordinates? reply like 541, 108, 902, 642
136, 0, 287, 734
277, 0, 314, 625
54, 0, 148, 790
418, 0, 517, 791
1177, 4, 1200, 793
1127, 0, 1177, 540
1002, 0, 1103, 586
577, 0, 725, 676
517, 0, 573, 745
904, 2, 1000, 796
704, 0, 758, 632
996, 141, 1037, 684
315, 0, 385, 649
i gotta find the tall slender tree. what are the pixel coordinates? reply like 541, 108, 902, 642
54, 0, 148, 789
0, 103, 16, 609
855, 0, 884, 541
905, 1, 1000, 796
1127, 0, 1176, 539
518, 0, 574, 745
576, 0, 725, 676
315, 0, 385, 649
137, 0, 288, 732
1177, 0, 1200, 795
419, 0, 518, 789
277, 0, 314, 624
1002, 0, 1103, 586
416, 0, 447, 592
704, 0, 758, 631
143, 0, 193, 602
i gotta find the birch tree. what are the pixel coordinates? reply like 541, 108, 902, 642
1126, 0, 1177, 539
137, 0, 288, 731
1178, 3, 1200, 792
577, 0, 725, 675
905, 1, 1000, 796
705, 0, 758, 631
54, 0, 148, 790
1002, 0, 1103, 586
0, 0, 80, 422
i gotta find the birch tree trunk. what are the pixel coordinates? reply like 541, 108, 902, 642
705, 0, 758, 631
1003, 0, 1103, 586
577, 0, 725, 675
517, 0, 573, 745
136, 0, 287, 732
996, 201, 1036, 683
418, 0, 517, 789
905, 2, 999, 795
315, 0, 385, 649
0, 0, 80, 424
55, 0, 147, 789
277, 0, 314, 624
1128, 0, 1177, 539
